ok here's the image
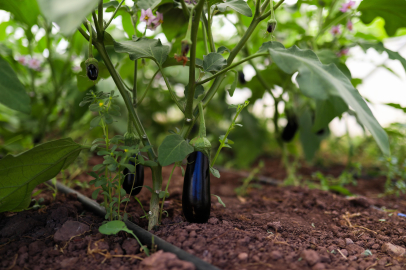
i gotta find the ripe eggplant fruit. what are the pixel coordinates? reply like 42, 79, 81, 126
238, 71, 246, 84
85, 58, 99, 81
281, 114, 298, 142
122, 156, 144, 196
182, 151, 211, 223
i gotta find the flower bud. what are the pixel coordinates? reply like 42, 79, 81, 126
267, 19, 277, 34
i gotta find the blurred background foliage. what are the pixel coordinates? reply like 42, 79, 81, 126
0, 0, 406, 193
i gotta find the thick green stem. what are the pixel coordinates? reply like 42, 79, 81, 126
197, 102, 206, 137
148, 165, 163, 230
185, 0, 206, 120
205, 2, 215, 52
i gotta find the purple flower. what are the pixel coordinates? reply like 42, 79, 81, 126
340, 1, 356, 12
331, 25, 342, 36
154, 11, 164, 25
346, 20, 353, 31
28, 58, 41, 71
140, 8, 155, 26
17, 55, 28, 66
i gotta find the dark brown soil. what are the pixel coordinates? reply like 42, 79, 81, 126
1, 157, 406, 270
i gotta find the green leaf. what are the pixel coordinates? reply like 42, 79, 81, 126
313, 96, 348, 132
184, 84, 204, 99
144, 160, 158, 167
299, 109, 323, 161
227, 70, 238, 97
137, 0, 173, 11
0, 0, 40, 28
358, 42, 406, 74
217, 46, 230, 54
210, 167, 220, 178
114, 37, 170, 67
99, 220, 150, 256
38, 0, 100, 36
385, 103, 406, 113
90, 115, 102, 128
212, 0, 252, 17
262, 42, 390, 156
158, 134, 194, 166
211, 194, 225, 207
0, 57, 31, 114
0, 138, 83, 212
358, 0, 406, 36
203, 53, 227, 73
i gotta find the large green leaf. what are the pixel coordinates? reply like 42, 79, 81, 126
38, 0, 99, 36
261, 42, 390, 156
137, 0, 173, 11
158, 134, 194, 166
212, 0, 252, 17
313, 96, 348, 132
299, 109, 324, 162
114, 37, 170, 67
202, 52, 227, 73
0, 57, 31, 114
358, 42, 406, 74
0, 0, 40, 27
0, 138, 83, 212
358, 0, 406, 36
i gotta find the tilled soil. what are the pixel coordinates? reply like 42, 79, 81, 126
1, 157, 406, 270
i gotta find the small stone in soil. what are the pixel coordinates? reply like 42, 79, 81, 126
238, 253, 248, 261
60, 257, 78, 269
345, 238, 354, 245
270, 250, 283, 260
382, 243, 406, 257
312, 263, 326, 270
53, 221, 89, 242
301, 249, 320, 266
140, 250, 195, 270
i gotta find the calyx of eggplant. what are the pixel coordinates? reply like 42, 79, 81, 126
189, 102, 211, 159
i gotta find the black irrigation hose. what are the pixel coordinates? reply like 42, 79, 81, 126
54, 181, 221, 270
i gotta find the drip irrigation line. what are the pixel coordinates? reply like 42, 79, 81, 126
54, 181, 221, 270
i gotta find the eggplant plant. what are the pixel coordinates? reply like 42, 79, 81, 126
2, 0, 406, 232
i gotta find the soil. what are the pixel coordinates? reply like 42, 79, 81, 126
1, 157, 406, 270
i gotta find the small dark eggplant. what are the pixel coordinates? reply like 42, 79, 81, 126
281, 114, 298, 142
122, 156, 144, 196
238, 71, 246, 85
85, 58, 99, 81
182, 151, 211, 223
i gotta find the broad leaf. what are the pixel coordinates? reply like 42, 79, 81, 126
158, 134, 194, 166
99, 220, 149, 256
212, 0, 252, 17
358, 0, 406, 36
385, 103, 406, 113
114, 37, 170, 67
358, 42, 406, 74
0, 57, 31, 114
38, 0, 99, 36
0, 0, 40, 28
261, 42, 390, 156
0, 138, 83, 212
299, 109, 324, 161
203, 52, 227, 73
137, 0, 173, 11
313, 96, 348, 132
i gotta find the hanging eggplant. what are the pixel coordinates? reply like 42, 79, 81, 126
281, 110, 298, 142
183, 103, 212, 223
85, 20, 99, 81
122, 120, 144, 196
182, 151, 211, 223
122, 156, 144, 196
